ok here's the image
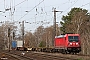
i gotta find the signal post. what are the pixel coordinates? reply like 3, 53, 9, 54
8, 27, 10, 52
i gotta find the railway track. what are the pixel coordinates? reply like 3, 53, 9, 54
0, 51, 36, 60
25, 52, 77, 60
5, 52, 36, 60
49, 52, 90, 60
30, 51, 90, 60
10, 51, 78, 60
1, 50, 90, 60
2, 51, 77, 60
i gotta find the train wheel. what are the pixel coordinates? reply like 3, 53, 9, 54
71, 52, 76, 55
62, 49, 67, 54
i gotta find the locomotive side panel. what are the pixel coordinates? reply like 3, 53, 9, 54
54, 37, 66, 49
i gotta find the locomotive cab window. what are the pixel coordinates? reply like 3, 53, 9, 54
68, 36, 79, 42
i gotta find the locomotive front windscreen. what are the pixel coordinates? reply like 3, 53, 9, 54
68, 36, 79, 42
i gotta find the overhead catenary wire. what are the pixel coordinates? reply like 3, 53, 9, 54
13, 0, 89, 22
22, 0, 72, 27
4, 0, 5, 10
1, 0, 90, 33
80, 2, 90, 7
19, 0, 44, 21
56, 0, 78, 19
15, 0, 28, 7
56, 0, 90, 20
25, 0, 78, 26
20, 0, 90, 32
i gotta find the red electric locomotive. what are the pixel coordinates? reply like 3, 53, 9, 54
54, 34, 81, 54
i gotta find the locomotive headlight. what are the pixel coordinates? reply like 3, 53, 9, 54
76, 43, 79, 45
68, 43, 72, 46
68, 43, 73, 46
70, 43, 72, 45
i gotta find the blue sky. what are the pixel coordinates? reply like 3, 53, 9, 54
0, 0, 90, 33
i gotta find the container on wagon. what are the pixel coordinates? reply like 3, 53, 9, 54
11, 40, 17, 50
17, 40, 23, 47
